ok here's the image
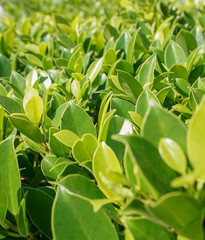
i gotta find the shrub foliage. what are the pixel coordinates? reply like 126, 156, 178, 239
0, 0, 205, 239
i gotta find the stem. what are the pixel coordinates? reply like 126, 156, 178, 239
8, 231, 22, 238
4, 219, 19, 233
27, 232, 38, 240
0, 220, 9, 230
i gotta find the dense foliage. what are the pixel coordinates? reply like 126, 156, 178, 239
1, 0, 205, 239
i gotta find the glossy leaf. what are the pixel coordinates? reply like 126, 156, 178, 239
52, 185, 119, 240
93, 142, 123, 198
11, 71, 26, 96
142, 105, 187, 152
114, 135, 177, 197
17, 197, 29, 237
41, 156, 72, 181
136, 87, 160, 117
54, 129, 80, 148
49, 127, 70, 157
73, 134, 98, 163
61, 101, 96, 137
139, 54, 156, 86
117, 70, 143, 103
176, 29, 197, 56
25, 187, 53, 239
24, 94, 43, 124
8, 115, 43, 143
0, 188, 7, 220
0, 54, 11, 78
115, 31, 131, 54
111, 98, 135, 120
122, 217, 174, 240
58, 174, 117, 219
187, 97, 205, 170
127, 31, 138, 64
147, 192, 203, 239
159, 138, 187, 174
165, 41, 186, 69
87, 58, 103, 83
0, 136, 21, 216
0, 95, 23, 114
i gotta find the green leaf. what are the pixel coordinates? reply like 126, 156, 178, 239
73, 134, 98, 163
147, 192, 203, 239
98, 93, 113, 134
129, 111, 143, 128
127, 31, 138, 64
164, 41, 186, 69
68, 46, 82, 70
17, 196, 29, 237
56, 33, 75, 49
114, 60, 134, 75
104, 48, 117, 65
52, 185, 119, 240
58, 174, 117, 219
187, 97, 205, 170
25, 187, 53, 239
117, 70, 143, 103
0, 188, 7, 220
0, 95, 23, 114
115, 31, 131, 54
159, 138, 187, 174
156, 86, 172, 104
11, 71, 26, 96
22, 135, 45, 154
189, 88, 205, 111
120, 198, 149, 218
0, 54, 11, 78
21, 18, 30, 35
106, 116, 128, 161
98, 109, 116, 142
4, 28, 14, 53
111, 98, 135, 120
142, 105, 187, 152
8, 115, 43, 143
122, 217, 174, 240
104, 24, 119, 41
169, 64, 188, 80
123, 151, 138, 185
87, 58, 103, 83
26, 69, 38, 88
176, 29, 197, 56
61, 101, 96, 137
0, 136, 21, 216
136, 87, 160, 117
186, 46, 202, 75
52, 102, 69, 128
25, 54, 43, 68
114, 136, 177, 197
71, 79, 81, 100
93, 142, 122, 198
49, 128, 70, 157
41, 156, 71, 181
54, 129, 80, 148
0, 84, 7, 96
138, 54, 156, 86
24, 93, 43, 124
174, 78, 190, 97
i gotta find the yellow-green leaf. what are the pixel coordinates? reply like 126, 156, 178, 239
54, 130, 80, 148
159, 138, 187, 174
93, 142, 122, 198
24, 95, 43, 124
187, 97, 205, 170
